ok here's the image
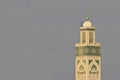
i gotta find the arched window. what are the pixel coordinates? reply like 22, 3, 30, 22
82, 32, 86, 43
89, 32, 93, 43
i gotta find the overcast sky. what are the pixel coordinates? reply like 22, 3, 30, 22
0, 0, 119, 80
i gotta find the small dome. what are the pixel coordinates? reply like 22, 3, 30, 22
83, 20, 93, 27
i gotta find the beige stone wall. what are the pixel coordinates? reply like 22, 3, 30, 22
75, 56, 101, 80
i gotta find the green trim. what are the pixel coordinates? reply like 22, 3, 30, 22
95, 60, 99, 65
89, 60, 93, 64
79, 65, 84, 70
80, 28, 95, 31
76, 46, 100, 56
91, 65, 97, 70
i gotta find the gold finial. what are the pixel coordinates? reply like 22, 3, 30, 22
85, 11, 90, 21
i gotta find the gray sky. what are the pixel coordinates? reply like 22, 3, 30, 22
0, 0, 119, 80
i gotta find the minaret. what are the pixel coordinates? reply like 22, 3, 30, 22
75, 13, 101, 80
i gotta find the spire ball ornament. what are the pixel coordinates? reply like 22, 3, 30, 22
85, 12, 90, 21
83, 12, 93, 27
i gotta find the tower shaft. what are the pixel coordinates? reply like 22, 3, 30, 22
75, 14, 101, 80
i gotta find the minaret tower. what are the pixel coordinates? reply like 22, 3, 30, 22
75, 13, 101, 80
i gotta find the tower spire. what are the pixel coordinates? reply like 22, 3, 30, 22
83, 12, 93, 27
85, 11, 90, 21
